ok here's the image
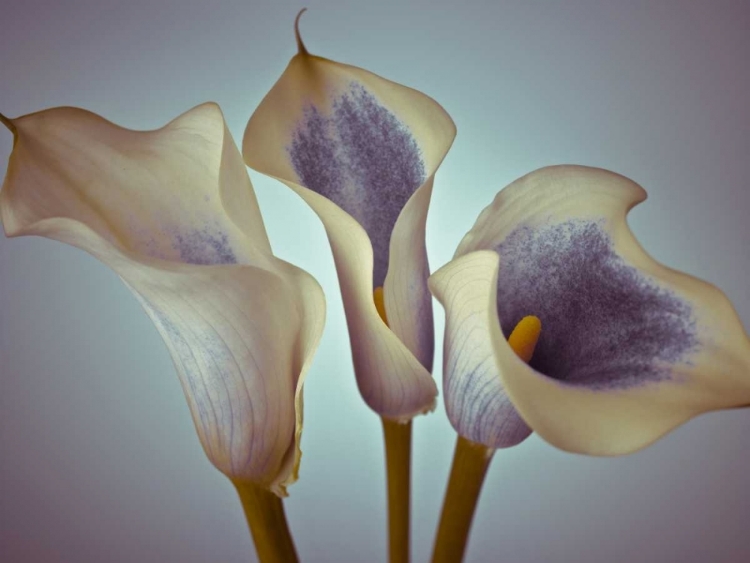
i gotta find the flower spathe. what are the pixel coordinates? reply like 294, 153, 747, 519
243, 14, 456, 420
429, 165, 750, 454
0, 103, 325, 495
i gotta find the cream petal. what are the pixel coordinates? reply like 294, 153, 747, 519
384, 175, 436, 371
2, 103, 271, 263
437, 165, 750, 454
265, 182, 436, 419
429, 252, 531, 448
0, 106, 325, 494
243, 24, 454, 418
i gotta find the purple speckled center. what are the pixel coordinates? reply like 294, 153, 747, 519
169, 225, 237, 265
142, 224, 238, 266
495, 220, 699, 389
288, 83, 425, 287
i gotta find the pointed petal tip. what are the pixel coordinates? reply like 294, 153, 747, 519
294, 8, 309, 55
0, 112, 17, 138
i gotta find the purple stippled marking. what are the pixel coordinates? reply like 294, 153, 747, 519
172, 226, 237, 265
289, 83, 425, 287
146, 305, 215, 438
495, 220, 699, 389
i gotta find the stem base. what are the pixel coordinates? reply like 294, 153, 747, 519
382, 417, 413, 563
234, 480, 299, 563
431, 436, 494, 563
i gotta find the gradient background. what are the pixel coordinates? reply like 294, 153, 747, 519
1, 1, 749, 561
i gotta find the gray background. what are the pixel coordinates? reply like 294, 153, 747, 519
1, 1, 749, 561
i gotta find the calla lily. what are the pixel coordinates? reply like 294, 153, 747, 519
242, 13, 455, 561
429, 164, 750, 454
243, 12, 455, 421
427, 164, 750, 563
0, 103, 326, 561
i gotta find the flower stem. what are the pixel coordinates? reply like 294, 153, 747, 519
233, 480, 299, 563
382, 417, 413, 563
431, 436, 494, 563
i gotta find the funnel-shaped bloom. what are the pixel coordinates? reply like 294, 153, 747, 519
242, 18, 455, 420
0, 104, 325, 495
429, 165, 750, 454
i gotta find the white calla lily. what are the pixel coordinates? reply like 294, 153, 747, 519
0, 104, 327, 562
243, 14, 455, 421
430, 165, 750, 455
427, 165, 750, 563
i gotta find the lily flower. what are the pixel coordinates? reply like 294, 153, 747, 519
0, 103, 325, 562
244, 10, 455, 422
427, 164, 750, 562
242, 11, 455, 563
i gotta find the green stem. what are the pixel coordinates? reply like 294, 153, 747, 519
431, 436, 494, 563
234, 480, 299, 563
382, 417, 413, 563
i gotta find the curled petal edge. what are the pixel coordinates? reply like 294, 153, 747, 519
429, 251, 532, 449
